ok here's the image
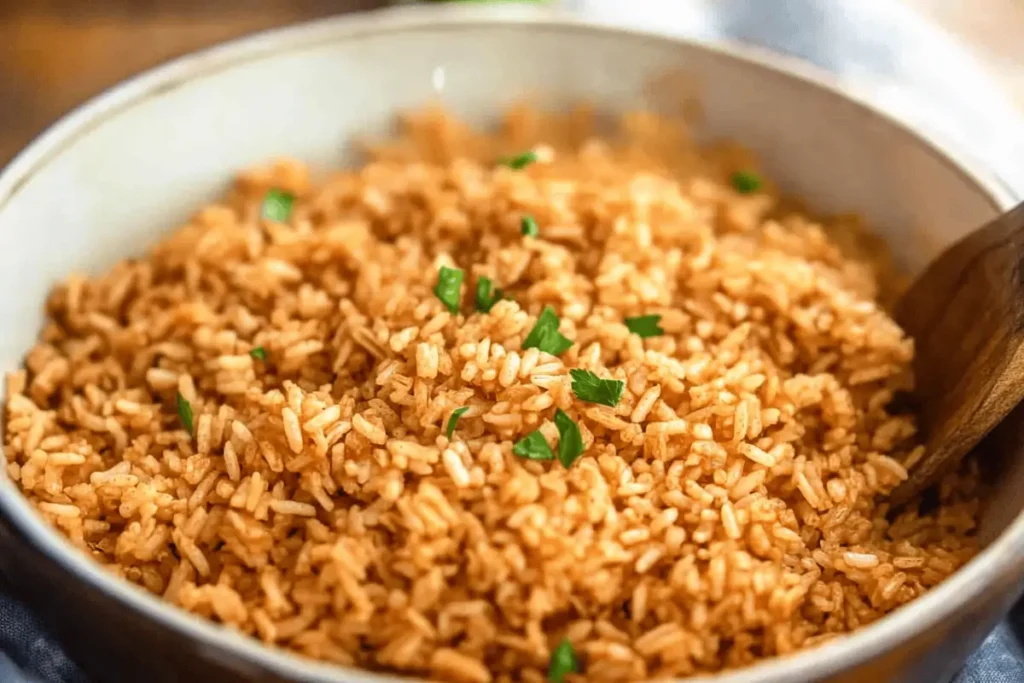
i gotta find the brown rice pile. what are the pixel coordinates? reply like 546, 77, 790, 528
2, 105, 981, 681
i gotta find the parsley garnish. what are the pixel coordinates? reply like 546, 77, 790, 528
570, 369, 624, 407
522, 306, 573, 356
548, 638, 579, 683
624, 314, 664, 338
553, 409, 584, 468
500, 150, 538, 170
513, 430, 554, 461
176, 392, 194, 436
475, 276, 504, 313
250, 347, 267, 361
434, 266, 464, 314
521, 215, 539, 237
731, 171, 762, 194
446, 407, 469, 439
261, 189, 295, 222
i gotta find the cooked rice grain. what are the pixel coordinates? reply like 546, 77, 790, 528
3, 105, 980, 681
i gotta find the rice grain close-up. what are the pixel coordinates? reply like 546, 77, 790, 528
1, 105, 983, 682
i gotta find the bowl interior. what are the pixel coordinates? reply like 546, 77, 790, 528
0, 10, 1020, 683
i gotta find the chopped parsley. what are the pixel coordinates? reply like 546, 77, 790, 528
434, 266, 464, 314
512, 430, 555, 461
175, 392, 194, 436
261, 188, 295, 222
521, 215, 539, 237
249, 346, 267, 361
446, 407, 470, 439
553, 409, 584, 468
731, 170, 762, 194
624, 314, 664, 338
475, 276, 504, 313
522, 306, 573, 356
570, 369, 625, 407
500, 150, 539, 170
548, 638, 579, 683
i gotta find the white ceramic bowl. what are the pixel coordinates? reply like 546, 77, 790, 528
1, 6, 1023, 683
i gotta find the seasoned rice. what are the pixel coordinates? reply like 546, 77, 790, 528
3, 104, 980, 681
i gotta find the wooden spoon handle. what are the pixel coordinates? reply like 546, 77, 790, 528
891, 202, 1024, 505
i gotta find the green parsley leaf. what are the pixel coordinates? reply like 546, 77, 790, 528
434, 266, 464, 314
513, 429, 555, 461
475, 276, 504, 313
175, 392, 194, 436
548, 638, 579, 683
521, 215, 539, 237
731, 170, 762, 194
446, 407, 470, 439
522, 306, 573, 356
261, 188, 295, 222
249, 346, 267, 361
570, 369, 625, 407
624, 314, 664, 338
500, 150, 539, 170
553, 409, 584, 468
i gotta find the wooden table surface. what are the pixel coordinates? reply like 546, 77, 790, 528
1, 0, 1022, 165
0, 1, 385, 164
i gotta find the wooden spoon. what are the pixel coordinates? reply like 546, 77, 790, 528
890, 201, 1024, 506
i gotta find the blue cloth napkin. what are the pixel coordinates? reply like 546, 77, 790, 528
0, 589, 86, 683
956, 610, 1024, 683
0, 581, 1020, 682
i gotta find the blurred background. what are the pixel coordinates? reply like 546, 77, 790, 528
0, 0, 383, 164
0, 0, 1023, 166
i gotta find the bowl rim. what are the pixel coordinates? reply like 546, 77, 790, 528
1, 4, 1022, 682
